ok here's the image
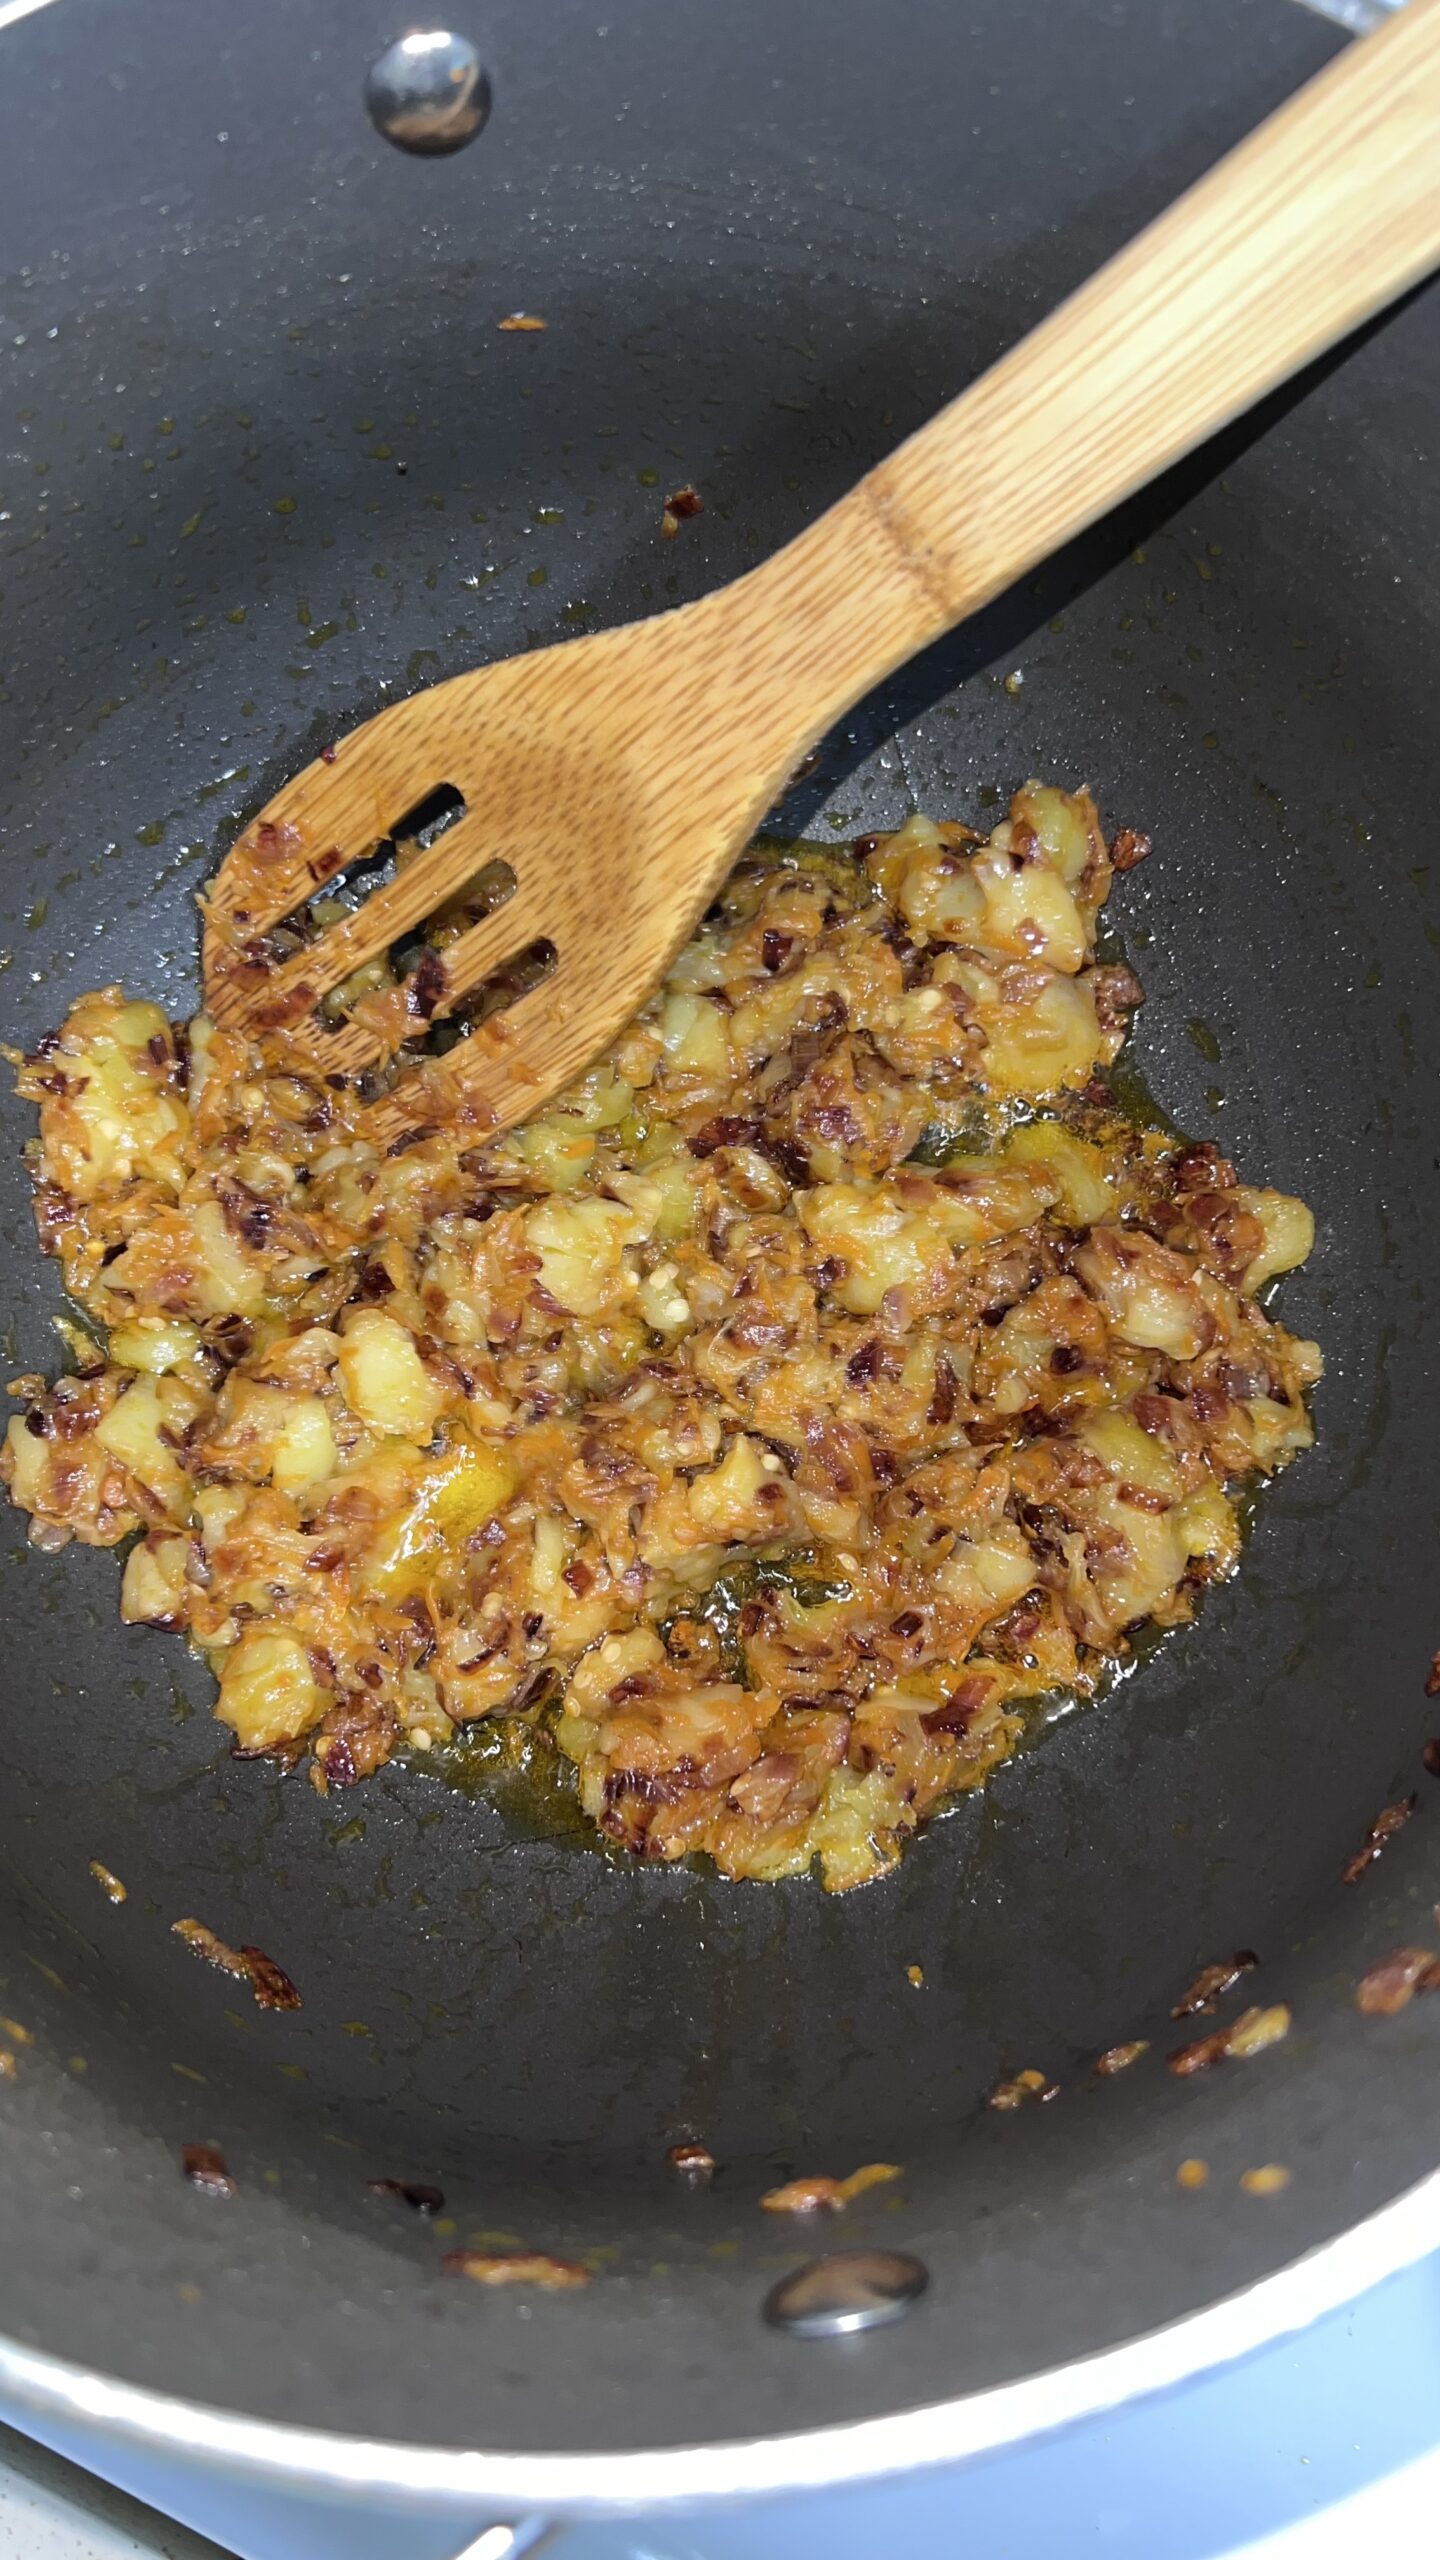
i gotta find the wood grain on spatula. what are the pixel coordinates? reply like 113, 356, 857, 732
201, 0, 1440, 1149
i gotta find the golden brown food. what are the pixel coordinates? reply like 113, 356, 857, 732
1238, 2165, 1292, 2197
171, 1918, 302, 2010
3, 784, 1321, 1890
1092, 2041, 1149, 2076
1355, 1947, 1440, 2016
988, 2066, 1060, 2110
442, 2250, 590, 2289
1166, 2002, 1291, 2076
760, 2163, 901, 2212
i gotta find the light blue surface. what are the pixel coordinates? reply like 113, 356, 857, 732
5, 2253, 1440, 2558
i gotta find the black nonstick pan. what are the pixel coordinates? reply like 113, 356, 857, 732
0, 0, 1437, 2524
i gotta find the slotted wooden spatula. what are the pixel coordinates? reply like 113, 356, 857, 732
202, 0, 1440, 1147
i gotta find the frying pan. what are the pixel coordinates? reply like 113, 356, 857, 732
0, 0, 1438, 2537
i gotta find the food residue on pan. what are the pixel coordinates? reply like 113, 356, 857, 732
1341, 1794, 1417, 1885
2, 787, 1322, 1892
1108, 829, 1152, 873
182, 2142, 236, 2196
0, 2053, 15, 2081
1093, 2039, 1148, 2075
88, 1860, 127, 1903
989, 2066, 1059, 2110
1354, 1945, 1440, 2016
1176, 2157, 1209, 2190
760, 2162, 901, 2213
661, 485, 704, 538
172, 1918, 302, 2011
1424, 1651, 1440, 1699
1240, 2163, 1291, 2197
666, 2141, 716, 2179
1167, 2001, 1290, 2076
1171, 1949, 1258, 2017
906, 1962, 925, 1987
241, 1948, 301, 2009
496, 312, 546, 332
443, 2249, 590, 2289
368, 2176, 445, 2212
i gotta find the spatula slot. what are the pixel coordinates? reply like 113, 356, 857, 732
390, 781, 467, 851
286, 785, 465, 936
313, 859, 522, 1036
304, 839, 398, 915
427, 935, 558, 1053
388, 858, 517, 977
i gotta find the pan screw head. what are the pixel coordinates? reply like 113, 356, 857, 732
365, 31, 492, 155
764, 2249, 929, 2338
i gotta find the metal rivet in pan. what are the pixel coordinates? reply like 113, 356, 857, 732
364, 31, 492, 156
764, 2249, 929, 2338
446, 2528, 524, 2560
449, 2526, 567, 2560
448, 2524, 561, 2560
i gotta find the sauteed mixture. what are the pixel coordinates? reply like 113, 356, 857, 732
3, 785, 1320, 1889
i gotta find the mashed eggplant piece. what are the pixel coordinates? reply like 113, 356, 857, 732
3, 786, 1320, 1890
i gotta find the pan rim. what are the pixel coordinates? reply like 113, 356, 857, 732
0, 0, 1430, 2524
1, 2165, 1437, 2513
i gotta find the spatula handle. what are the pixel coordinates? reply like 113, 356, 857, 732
735, 0, 1440, 735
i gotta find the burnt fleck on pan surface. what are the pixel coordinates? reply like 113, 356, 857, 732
0, 0, 1437, 2472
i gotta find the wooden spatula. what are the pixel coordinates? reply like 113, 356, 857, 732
202, 0, 1440, 1148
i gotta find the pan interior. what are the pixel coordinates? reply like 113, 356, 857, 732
0, 0, 1437, 2462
